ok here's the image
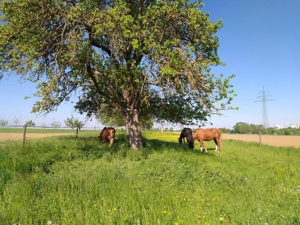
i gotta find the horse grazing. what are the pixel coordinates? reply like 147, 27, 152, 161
178, 127, 194, 149
192, 128, 222, 152
99, 127, 116, 146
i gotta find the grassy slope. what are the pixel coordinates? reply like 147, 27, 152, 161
0, 131, 299, 225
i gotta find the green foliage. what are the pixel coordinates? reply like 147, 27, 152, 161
65, 115, 86, 138
25, 120, 35, 127
51, 120, 61, 130
96, 105, 154, 129
96, 105, 126, 127
64, 115, 85, 131
233, 122, 250, 134
1, 131, 300, 224
233, 122, 300, 135
270, 127, 300, 136
219, 127, 232, 133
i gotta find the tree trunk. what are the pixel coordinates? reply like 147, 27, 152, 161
125, 123, 129, 134
126, 108, 143, 149
22, 123, 27, 147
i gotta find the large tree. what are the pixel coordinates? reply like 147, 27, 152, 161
0, 0, 236, 149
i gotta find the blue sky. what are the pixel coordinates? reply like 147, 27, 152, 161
0, 0, 299, 129
203, 0, 300, 129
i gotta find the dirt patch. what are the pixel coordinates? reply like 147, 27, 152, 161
222, 134, 300, 148
0, 133, 71, 142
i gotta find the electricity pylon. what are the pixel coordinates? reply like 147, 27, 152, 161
254, 87, 275, 128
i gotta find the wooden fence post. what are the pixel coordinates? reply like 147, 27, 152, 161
259, 132, 262, 147
22, 123, 27, 147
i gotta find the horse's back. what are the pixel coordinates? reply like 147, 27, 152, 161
184, 128, 192, 135
211, 128, 221, 138
193, 128, 221, 141
99, 127, 108, 142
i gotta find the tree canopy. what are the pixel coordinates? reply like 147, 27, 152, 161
0, 0, 236, 149
65, 115, 85, 138
65, 115, 85, 131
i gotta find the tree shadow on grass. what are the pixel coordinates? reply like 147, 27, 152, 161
60, 133, 216, 160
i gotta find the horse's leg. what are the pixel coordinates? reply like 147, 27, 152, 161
213, 138, 218, 152
199, 140, 203, 152
178, 138, 182, 144
203, 141, 208, 153
200, 140, 207, 153
109, 138, 114, 146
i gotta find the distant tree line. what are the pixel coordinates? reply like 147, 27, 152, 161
219, 122, 300, 136
0, 116, 84, 131
2, 116, 299, 136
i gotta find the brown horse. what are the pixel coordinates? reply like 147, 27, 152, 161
192, 128, 222, 153
99, 127, 116, 146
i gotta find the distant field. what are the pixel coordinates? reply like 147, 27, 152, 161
0, 128, 92, 142
222, 133, 300, 148
0, 133, 71, 142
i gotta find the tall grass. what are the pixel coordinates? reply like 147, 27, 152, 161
1, 131, 299, 224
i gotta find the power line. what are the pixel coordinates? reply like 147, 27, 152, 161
254, 87, 275, 128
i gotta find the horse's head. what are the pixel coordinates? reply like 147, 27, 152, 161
178, 138, 182, 144
186, 136, 194, 149
188, 141, 194, 149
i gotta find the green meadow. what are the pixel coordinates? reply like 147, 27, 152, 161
0, 131, 299, 225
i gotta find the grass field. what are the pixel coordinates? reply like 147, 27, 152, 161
0, 130, 299, 224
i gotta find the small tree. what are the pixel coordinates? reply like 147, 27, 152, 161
0, 119, 8, 128
65, 116, 80, 130
51, 120, 61, 130
12, 117, 20, 128
26, 120, 35, 128
40, 123, 47, 129
65, 116, 85, 138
